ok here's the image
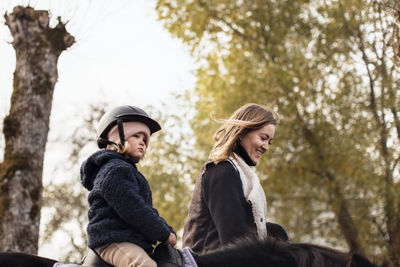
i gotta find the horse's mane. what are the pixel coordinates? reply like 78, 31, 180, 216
193, 237, 376, 267
0, 239, 381, 267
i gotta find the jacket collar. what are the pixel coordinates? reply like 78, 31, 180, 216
234, 141, 256, 166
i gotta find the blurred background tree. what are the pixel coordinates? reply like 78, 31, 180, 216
40, 103, 105, 262
383, 0, 400, 60
140, 98, 203, 233
156, 0, 399, 265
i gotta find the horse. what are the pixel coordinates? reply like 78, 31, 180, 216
190, 238, 379, 267
0, 238, 380, 267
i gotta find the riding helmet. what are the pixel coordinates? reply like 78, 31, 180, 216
96, 105, 161, 148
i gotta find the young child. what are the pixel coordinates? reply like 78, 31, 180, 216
80, 105, 176, 267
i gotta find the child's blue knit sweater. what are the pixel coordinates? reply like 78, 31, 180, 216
80, 149, 173, 253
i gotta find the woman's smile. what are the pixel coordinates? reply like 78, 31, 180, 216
240, 124, 276, 165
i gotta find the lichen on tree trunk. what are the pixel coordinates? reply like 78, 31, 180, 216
0, 5, 74, 254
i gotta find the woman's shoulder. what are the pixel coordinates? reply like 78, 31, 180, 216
205, 159, 237, 171
203, 160, 240, 182
201, 160, 244, 198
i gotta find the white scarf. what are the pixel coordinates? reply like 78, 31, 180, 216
228, 154, 268, 239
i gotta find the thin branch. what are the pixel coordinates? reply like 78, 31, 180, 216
391, 106, 400, 142
391, 155, 400, 174
369, 213, 390, 243
357, 30, 380, 124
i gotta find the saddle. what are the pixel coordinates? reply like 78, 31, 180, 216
81, 243, 184, 267
151, 242, 184, 267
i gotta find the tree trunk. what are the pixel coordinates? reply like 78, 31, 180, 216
329, 180, 364, 255
300, 118, 364, 254
0, 6, 74, 254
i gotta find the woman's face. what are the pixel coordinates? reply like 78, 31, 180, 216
126, 132, 148, 161
240, 124, 276, 165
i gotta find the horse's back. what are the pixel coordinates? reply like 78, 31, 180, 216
0, 252, 57, 267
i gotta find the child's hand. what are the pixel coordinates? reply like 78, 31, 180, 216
167, 233, 177, 246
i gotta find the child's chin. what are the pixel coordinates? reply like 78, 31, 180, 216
131, 154, 144, 161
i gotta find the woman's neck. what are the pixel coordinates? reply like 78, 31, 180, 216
234, 141, 256, 166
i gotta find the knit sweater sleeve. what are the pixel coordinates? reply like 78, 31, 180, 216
100, 163, 171, 243
202, 161, 255, 245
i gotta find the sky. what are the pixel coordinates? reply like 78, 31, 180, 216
0, 0, 196, 119
0, 0, 196, 260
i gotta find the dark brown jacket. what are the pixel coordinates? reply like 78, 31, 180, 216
182, 155, 257, 254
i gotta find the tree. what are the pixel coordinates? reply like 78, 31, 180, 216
0, 6, 74, 254
156, 0, 399, 265
383, 0, 400, 60
140, 101, 203, 233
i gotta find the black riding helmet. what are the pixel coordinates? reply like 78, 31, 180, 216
97, 105, 161, 149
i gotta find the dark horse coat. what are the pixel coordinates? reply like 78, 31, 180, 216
191, 238, 379, 267
0, 238, 381, 267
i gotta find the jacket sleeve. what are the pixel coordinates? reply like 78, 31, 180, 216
202, 161, 254, 245
100, 163, 171, 243
151, 206, 176, 234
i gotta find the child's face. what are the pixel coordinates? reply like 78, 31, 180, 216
126, 132, 148, 161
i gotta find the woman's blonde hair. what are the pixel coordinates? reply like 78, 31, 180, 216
209, 103, 279, 164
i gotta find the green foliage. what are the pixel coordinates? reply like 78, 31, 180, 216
140, 101, 203, 234
156, 0, 400, 264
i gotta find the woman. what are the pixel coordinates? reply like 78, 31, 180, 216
182, 103, 279, 254
80, 105, 176, 267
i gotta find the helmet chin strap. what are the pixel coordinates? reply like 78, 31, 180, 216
117, 119, 125, 150
97, 119, 126, 150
